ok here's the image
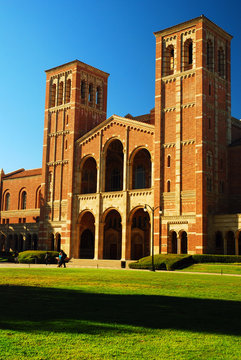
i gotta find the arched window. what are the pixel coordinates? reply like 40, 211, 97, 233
66, 79, 71, 103
88, 84, 93, 104
58, 81, 64, 106
167, 155, 171, 168
81, 157, 97, 194
50, 83, 56, 107
5, 193, 10, 211
21, 191, 27, 209
167, 180, 171, 192
81, 80, 86, 103
207, 40, 214, 71
105, 140, 124, 192
184, 39, 193, 70
218, 48, 225, 78
132, 149, 151, 189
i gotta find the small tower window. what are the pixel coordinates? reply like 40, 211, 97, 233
164, 45, 174, 76
167, 155, 171, 168
167, 180, 171, 192
96, 86, 101, 108
218, 48, 225, 78
66, 79, 71, 103
207, 40, 214, 72
50, 84, 56, 107
184, 39, 193, 70
88, 84, 93, 104
65, 139, 68, 150
81, 80, 86, 103
58, 81, 63, 106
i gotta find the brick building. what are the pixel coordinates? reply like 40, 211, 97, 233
1, 15, 241, 259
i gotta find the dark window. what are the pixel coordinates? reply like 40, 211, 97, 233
5, 193, 10, 211
22, 191, 27, 209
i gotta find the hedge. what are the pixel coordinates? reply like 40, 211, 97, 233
18, 251, 59, 264
129, 253, 241, 271
129, 254, 194, 271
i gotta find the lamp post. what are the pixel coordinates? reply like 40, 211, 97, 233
144, 204, 162, 272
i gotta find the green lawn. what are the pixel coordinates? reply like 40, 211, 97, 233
0, 269, 240, 360
179, 263, 241, 275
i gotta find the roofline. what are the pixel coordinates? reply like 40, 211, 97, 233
76, 114, 155, 144
3, 168, 42, 180
45, 59, 110, 77
154, 15, 232, 39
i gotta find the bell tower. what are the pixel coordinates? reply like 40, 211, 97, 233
154, 16, 232, 254
39, 60, 109, 253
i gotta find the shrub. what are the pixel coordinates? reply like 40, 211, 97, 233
129, 254, 193, 271
18, 251, 59, 264
192, 254, 241, 264
0, 251, 15, 262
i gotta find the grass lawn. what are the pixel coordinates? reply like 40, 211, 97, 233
0, 269, 240, 359
179, 263, 241, 275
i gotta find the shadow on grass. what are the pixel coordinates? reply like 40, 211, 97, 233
0, 285, 240, 335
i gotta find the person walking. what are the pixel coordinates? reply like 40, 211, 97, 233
58, 250, 67, 268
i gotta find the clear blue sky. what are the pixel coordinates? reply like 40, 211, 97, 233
0, 0, 240, 173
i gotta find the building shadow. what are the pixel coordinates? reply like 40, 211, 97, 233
0, 285, 240, 335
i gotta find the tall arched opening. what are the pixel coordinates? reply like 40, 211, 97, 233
79, 212, 95, 259
56, 233, 61, 252
103, 210, 122, 259
170, 231, 177, 254
80, 157, 97, 194
180, 231, 188, 254
130, 208, 150, 260
215, 231, 224, 254
105, 140, 123, 192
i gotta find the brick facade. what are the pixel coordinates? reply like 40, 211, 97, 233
0, 16, 241, 257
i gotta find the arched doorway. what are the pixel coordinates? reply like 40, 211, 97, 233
103, 210, 122, 259
50, 233, 55, 250
105, 140, 124, 192
56, 233, 61, 252
130, 208, 150, 260
80, 229, 94, 259
170, 231, 177, 254
78, 211, 95, 259
131, 148, 152, 189
226, 231, 235, 255
180, 231, 188, 254
215, 231, 224, 254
